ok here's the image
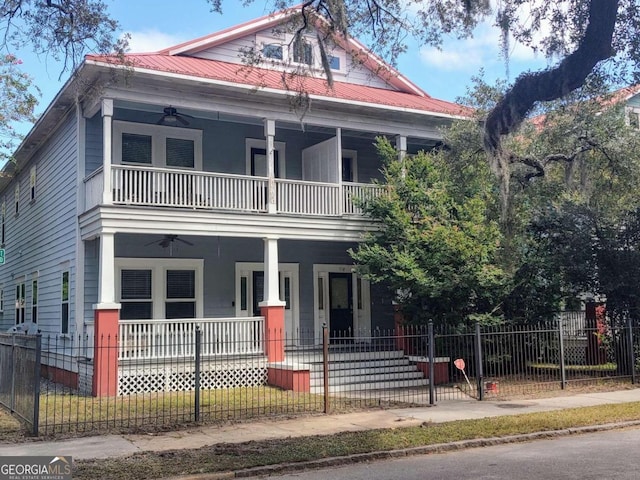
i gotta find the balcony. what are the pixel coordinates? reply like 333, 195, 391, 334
84, 165, 386, 216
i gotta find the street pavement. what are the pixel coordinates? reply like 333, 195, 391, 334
0, 388, 639, 461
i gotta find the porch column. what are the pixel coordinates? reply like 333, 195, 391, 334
264, 119, 277, 214
92, 231, 121, 397
102, 99, 113, 205
336, 127, 343, 214
396, 135, 407, 178
259, 236, 286, 362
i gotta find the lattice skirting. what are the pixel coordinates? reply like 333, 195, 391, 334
118, 360, 268, 395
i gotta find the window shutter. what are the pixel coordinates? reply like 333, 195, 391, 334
166, 138, 195, 168
121, 270, 152, 299
122, 133, 152, 164
166, 270, 195, 298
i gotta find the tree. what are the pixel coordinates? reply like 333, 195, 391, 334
0, 54, 38, 164
0, 0, 127, 75
349, 138, 506, 326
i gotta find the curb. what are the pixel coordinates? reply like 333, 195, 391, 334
174, 420, 640, 479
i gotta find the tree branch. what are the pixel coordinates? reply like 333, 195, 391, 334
483, 0, 619, 155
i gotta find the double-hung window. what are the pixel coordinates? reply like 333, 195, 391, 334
120, 269, 153, 320
61, 271, 69, 333
31, 279, 38, 323
15, 282, 25, 324
113, 121, 202, 170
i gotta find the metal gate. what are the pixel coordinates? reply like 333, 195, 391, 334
0, 333, 41, 434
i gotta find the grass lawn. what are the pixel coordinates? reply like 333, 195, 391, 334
73, 401, 640, 480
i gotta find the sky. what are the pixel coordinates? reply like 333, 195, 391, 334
13, 0, 551, 136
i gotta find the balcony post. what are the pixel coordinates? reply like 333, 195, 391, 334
92, 231, 121, 396
264, 119, 277, 213
102, 99, 113, 205
336, 127, 343, 214
259, 236, 286, 362
396, 135, 407, 178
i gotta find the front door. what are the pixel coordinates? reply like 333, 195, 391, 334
314, 265, 371, 343
236, 263, 299, 344
329, 272, 353, 339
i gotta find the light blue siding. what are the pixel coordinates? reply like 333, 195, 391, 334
0, 113, 79, 335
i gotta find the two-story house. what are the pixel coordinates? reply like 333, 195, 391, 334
0, 7, 465, 395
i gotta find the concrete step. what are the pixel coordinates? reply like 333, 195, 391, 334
285, 349, 406, 363
310, 378, 429, 394
312, 370, 426, 387
309, 364, 417, 380
307, 358, 412, 372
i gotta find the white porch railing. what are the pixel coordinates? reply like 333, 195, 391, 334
276, 178, 340, 215
118, 317, 265, 360
343, 183, 387, 215
83, 165, 386, 216
111, 165, 268, 212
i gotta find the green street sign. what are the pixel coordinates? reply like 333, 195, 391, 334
0, 249, 5, 265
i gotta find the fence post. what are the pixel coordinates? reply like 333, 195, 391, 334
322, 323, 330, 414
628, 317, 636, 385
428, 321, 435, 405
194, 326, 201, 422
9, 334, 15, 413
32, 334, 41, 436
474, 322, 484, 401
557, 317, 566, 389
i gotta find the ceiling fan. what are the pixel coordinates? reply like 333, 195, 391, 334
156, 106, 193, 126
145, 234, 194, 249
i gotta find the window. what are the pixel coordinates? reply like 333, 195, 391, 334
31, 280, 38, 323
120, 269, 152, 320
61, 271, 69, 333
628, 109, 640, 129
166, 138, 195, 168
165, 270, 196, 319
262, 43, 283, 60
122, 133, 152, 164
116, 258, 203, 319
29, 166, 36, 202
329, 55, 341, 70
15, 282, 25, 324
113, 121, 202, 170
293, 37, 313, 65
14, 184, 19, 216
0, 289, 4, 313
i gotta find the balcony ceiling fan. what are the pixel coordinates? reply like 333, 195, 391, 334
145, 234, 194, 249
156, 106, 192, 126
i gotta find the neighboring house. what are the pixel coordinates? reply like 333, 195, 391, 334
0, 8, 465, 395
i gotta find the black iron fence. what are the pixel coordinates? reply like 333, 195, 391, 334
3, 318, 639, 437
0, 333, 41, 434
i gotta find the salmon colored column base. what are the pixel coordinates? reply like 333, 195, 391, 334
416, 359, 450, 385
267, 367, 310, 392
92, 309, 120, 397
261, 304, 285, 363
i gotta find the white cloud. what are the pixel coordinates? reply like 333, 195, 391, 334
125, 30, 186, 53
419, 18, 544, 73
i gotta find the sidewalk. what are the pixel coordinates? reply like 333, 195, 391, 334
1, 389, 639, 460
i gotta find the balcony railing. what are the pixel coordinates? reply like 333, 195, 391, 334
118, 317, 265, 361
84, 165, 386, 216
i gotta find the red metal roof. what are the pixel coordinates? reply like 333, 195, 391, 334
87, 53, 469, 117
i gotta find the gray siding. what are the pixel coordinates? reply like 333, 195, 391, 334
0, 113, 79, 335
114, 235, 395, 333
85, 113, 103, 175
192, 27, 394, 90
83, 239, 98, 323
